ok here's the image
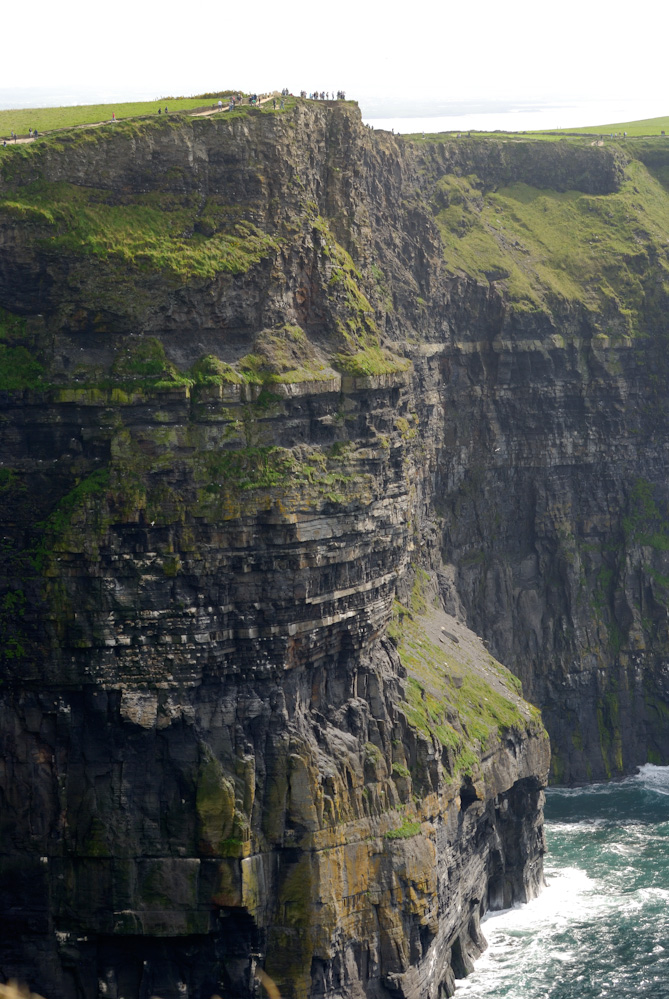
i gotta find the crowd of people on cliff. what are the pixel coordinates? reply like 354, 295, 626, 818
3, 128, 37, 145
303, 91, 346, 100
280, 89, 347, 101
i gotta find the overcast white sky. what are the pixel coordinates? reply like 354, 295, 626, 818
1, 0, 666, 112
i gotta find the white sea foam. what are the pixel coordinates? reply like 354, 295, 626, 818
548, 782, 627, 800
637, 764, 669, 796
457, 773, 669, 998
548, 819, 608, 834
488, 866, 595, 924
455, 867, 618, 996
636, 886, 669, 903
607, 840, 636, 855
476, 868, 599, 947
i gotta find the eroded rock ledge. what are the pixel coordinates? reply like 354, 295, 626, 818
1, 601, 548, 999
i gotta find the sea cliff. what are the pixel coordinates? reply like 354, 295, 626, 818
0, 99, 667, 997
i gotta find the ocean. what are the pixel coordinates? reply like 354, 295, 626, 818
456, 765, 669, 998
361, 98, 669, 135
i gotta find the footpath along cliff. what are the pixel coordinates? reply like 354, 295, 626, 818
0, 99, 667, 998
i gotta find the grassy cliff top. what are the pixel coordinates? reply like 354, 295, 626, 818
0, 91, 289, 138
429, 157, 669, 324
1, 99, 668, 351
0, 97, 224, 136
398, 114, 669, 143
550, 114, 669, 137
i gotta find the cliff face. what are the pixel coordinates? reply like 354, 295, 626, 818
0, 100, 666, 997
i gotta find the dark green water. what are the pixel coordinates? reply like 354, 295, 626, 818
456, 765, 669, 998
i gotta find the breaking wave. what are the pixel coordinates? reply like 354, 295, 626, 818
456, 766, 669, 998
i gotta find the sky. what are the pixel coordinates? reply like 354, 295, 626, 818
1, 0, 666, 114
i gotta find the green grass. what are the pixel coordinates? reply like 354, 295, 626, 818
561, 116, 669, 137
0, 307, 27, 343
0, 180, 279, 283
405, 130, 584, 144
390, 594, 542, 780
0, 306, 45, 389
310, 212, 381, 350
190, 355, 244, 386
0, 345, 45, 390
201, 446, 297, 493
403, 115, 669, 142
0, 304, 43, 390
237, 325, 336, 384
38, 468, 111, 554
109, 337, 194, 390
0, 92, 243, 136
0, 305, 404, 397
0, 92, 301, 143
391, 761, 411, 778
623, 478, 669, 551
331, 345, 411, 377
431, 159, 669, 324
385, 818, 422, 840
42, 337, 199, 399
196, 442, 363, 513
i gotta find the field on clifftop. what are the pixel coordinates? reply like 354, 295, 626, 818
0, 91, 253, 136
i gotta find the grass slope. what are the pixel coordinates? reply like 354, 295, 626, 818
431, 157, 669, 324
404, 114, 669, 142
0, 95, 242, 136
0, 180, 279, 283
390, 575, 543, 779
560, 115, 669, 137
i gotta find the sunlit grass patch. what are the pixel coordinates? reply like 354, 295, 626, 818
0, 181, 279, 282
390, 588, 542, 780
558, 115, 669, 137
0, 93, 241, 136
431, 159, 669, 325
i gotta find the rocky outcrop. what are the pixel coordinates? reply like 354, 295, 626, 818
0, 615, 547, 999
2, 98, 668, 996
0, 319, 547, 997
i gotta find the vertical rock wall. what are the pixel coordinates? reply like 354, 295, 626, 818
0, 327, 548, 998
